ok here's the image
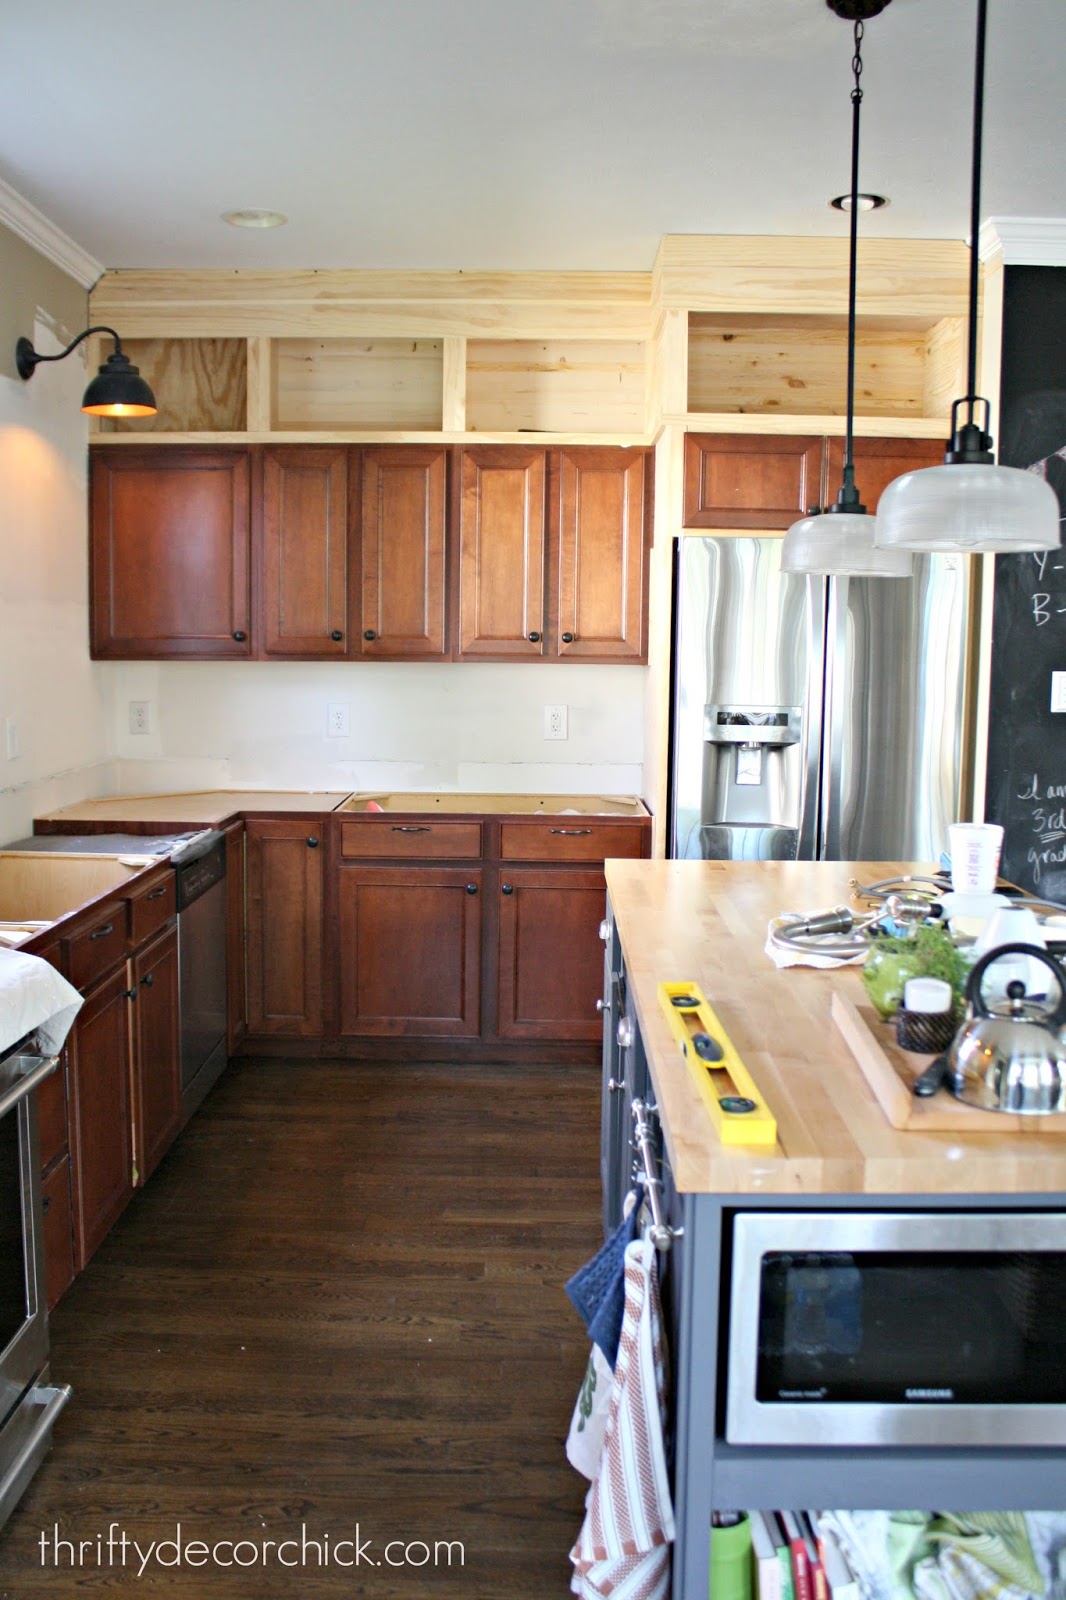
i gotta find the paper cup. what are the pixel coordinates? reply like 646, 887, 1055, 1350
948, 823, 1004, 893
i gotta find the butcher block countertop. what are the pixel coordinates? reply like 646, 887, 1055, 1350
605, 857, 1066, 1198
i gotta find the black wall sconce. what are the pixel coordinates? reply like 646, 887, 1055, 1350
15, 326, 157, 417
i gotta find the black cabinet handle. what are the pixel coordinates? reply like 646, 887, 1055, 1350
466, 883, 478, 895
125, 986, 137, 1001
330, 630, 344, 641
392, 825, 431, 833
142, 973, 154, 988
501, 884, 514, 895
807, 505, 822, 517
233, 630, 246, 642
561, 631, 575, 643
364, 629, 377, 641
527, 631, 541, 642
147, 886, 167, 900
306, 836, 319, 849
89, 923, 114, 941
41, 1194, 51, 1215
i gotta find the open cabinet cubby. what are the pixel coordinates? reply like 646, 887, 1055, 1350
464, 339, 646, 433
94, 337, 248, 433
686, 312, 967, 419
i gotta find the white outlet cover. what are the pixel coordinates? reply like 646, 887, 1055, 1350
327, 702, 350, 738
1052, 671, 1066, 713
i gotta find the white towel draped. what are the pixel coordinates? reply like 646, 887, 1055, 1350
570, 1237, 675, 1600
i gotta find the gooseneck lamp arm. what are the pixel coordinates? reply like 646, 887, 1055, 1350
15, 325, 157, 418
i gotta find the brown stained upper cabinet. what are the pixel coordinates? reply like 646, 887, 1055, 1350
458, 447, 548, 656
557, 448, 648, 661
260, 447, 348, 657
91, 448, 251, 657
824, 435, 947, 512
683, 434, 825, 530
356, 447, 447, 657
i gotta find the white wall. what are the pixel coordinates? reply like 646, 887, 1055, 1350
103, 660, 646, 798
0, 316, 114, 842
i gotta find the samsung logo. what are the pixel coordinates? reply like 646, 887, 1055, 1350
905, 1387, 955, 1401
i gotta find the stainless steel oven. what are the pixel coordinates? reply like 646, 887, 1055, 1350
725, 1210, 1066, 1447
0, 1044, 71, 1527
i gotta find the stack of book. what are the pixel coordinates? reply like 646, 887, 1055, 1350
749, 1510, 860, 1600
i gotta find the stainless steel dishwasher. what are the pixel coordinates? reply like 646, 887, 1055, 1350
171, 832, 228, 1121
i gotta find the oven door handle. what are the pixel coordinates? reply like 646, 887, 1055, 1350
0, 1055, 59, 1120
0, 1384, 72, 1511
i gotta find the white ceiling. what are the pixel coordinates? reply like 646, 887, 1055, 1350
1, 0, 1064, 274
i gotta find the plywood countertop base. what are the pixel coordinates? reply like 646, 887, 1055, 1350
605, 858, 1066, 1197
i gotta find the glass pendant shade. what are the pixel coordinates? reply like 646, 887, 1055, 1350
781, 510, 913, 576
875, 462, 1060, 553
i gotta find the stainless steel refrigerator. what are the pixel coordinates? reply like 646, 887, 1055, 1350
668, 537, 970, 863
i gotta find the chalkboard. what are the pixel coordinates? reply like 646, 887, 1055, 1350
985, 267, 1066, 902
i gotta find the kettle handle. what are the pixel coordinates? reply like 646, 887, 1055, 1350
966, 942, 1066, 1023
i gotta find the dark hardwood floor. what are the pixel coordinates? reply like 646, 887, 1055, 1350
1, 1057, 603, 1597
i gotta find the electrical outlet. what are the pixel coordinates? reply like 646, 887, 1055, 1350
327, 702, 349, 738
128, 700, 151, 735
4, 718, 19, 761
544, 704, 568, 741
1052, 671, 1066, 713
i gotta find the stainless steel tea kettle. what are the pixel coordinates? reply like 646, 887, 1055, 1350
949, 943, 1066, 1114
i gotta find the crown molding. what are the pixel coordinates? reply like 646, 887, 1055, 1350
979, 217, 1066, 267
0, 176, 103, 289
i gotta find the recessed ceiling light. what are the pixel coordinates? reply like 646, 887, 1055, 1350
829, 193, 888, 212
221, 209, 288, 229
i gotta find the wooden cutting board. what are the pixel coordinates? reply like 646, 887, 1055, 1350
831, 991, 1066, 1134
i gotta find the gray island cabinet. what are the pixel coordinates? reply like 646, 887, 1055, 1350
600, 858, 1066, 1600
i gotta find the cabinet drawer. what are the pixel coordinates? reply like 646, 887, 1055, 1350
499, 821, 645, 863
41, 1155, 75, 1310
63, 900, 128, 990
129, 870, 176, 946
339, 820, 483, 860
37, 1057, 69, 1172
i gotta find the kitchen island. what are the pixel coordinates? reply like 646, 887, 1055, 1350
601, 858, 1066, 1600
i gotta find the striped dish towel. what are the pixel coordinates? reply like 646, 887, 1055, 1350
570, 1237, 675, 1600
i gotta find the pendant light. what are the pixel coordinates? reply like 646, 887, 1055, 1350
875, 0, 1059, 554
781, 0, 912, 578
15, 326, 157, 418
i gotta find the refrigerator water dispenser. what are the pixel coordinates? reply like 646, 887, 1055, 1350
699, 704, 803, 860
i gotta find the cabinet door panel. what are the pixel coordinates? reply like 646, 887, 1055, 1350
683, 434, 824, 529
132, 924, 181, 1185
262, 447, 348, 656
825, 435, 946, 513
41, 1157, 74, 1311
459, 448, 547, 655
246, 822, 323, 1036
90, 449, 251, 656
558, 448, 648, 660
497, 868, 606, 1042
358, 447, 447, 656
338, 867, 481, 1036
68, 968, 134, 1270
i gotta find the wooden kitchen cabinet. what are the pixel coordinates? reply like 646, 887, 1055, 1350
337, 865, 482, 1037
224, 822, 247, 1053
245, 820, 324, 1037
67, 965, 135, 1271
458, 446, 548, 656
36, 1025, 75, 1309
130, 923, 181, 1186
260, 446, 348, 657
556, 448, 649, 661
824, 434, 946, 511
496, 868, 607, 1042
356, 446, 447, 656
90, 447, 251, 657
683, 433, 824, 529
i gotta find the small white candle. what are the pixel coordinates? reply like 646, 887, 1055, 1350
903, 977, 953, 1014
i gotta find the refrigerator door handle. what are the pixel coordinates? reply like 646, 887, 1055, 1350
798, 576, 828, 861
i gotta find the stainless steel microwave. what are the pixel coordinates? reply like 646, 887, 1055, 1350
725, 1211, 1066, 1447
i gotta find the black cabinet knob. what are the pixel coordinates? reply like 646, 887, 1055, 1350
364, 629, 377, 641
527, 631, 541, 643
142, 973, 154, 988
125, 986, 137, 1001
330, 630, 344, 642
306, 836, 319, 849
466, 883, 478, 895
807, 506, 822, 518
561, 631, 574, 643
501, 883, 514, 895
233, 630, 246, 642
42, 1194, 51, 1214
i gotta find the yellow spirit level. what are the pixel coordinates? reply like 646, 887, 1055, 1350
657, 980, 777, 1147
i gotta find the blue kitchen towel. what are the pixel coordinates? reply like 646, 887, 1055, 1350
565, 1201, 641, 1367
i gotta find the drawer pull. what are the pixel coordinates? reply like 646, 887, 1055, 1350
330, 630, 344, 641
142, 973, 154, 988
527, 631, 541, 643
306, 836, 319, 849
501, 883, 514, 896
232, 630, 246, 642
41, 1194, 51, 1214
550, 827, 592, 836
561, 631, 575, 643
363, 629, 377, 641
147, 887, 167, 900
125, 987, 137, 1002
391, 825, 431, 833
88, 923, 114, 941
465, 883, 478, 896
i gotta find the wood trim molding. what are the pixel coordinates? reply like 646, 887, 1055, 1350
979, 217, 1066, 267
0, 175, 104, 289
